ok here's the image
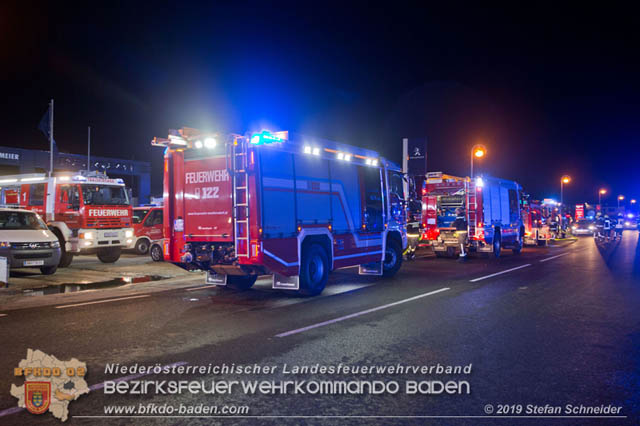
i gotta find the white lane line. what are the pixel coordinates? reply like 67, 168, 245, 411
469, 264, 532, 283
186, 284, 219, 292
540, 252, 570, 263
0, 314, 7, 317
0, 361, 188, 418
276, 287, 450, 337
55, 294, 150, 309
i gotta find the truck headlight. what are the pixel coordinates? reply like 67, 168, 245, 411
80, 232, 94, 240
0, 241, 10, 248
588, 225, 595, 230
125, 230, 133, 238
50, 240, 60, 248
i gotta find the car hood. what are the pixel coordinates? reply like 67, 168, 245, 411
0, 229, 57, 243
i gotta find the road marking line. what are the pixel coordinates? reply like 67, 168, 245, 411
186, 284, 219, 291
469, 264, 532, 283
0, 314, 7, 317
0, 361, 188, 418
55, 294, 150, 309
540, 252, 569, 263
275, 287, 450, 337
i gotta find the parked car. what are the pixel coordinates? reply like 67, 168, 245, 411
0, 208, 62, 275
571, 219, 596, 236
132, 206, 163, 254
624, 217, 638, 230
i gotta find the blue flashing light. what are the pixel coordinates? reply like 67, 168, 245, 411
250, 130, 285, 145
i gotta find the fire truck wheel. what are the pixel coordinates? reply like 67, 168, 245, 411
226, 275, 257, 291
40, 265, 58, 275
512, 232, 523, 254
383, 239, 402, 277
298, 244, 329, 296
97, 247, 122, 263
435, 251, 446, 258
537, 239, 547, 246
58, 252, 74, 268
135, 239, 150, 255
493, 234, 501, 258
150, 244, 163, 262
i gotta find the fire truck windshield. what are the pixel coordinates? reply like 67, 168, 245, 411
81, 185, 130, 206
0, 211, 48, 230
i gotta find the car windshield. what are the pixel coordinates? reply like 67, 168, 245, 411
133, 209, 150, 224
81, 185, 130, 206
577, 220, 591, 226
0, 211, 48, 230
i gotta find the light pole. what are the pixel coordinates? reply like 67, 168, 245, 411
560, 175, 570, 218
618, 195, 624, 209
598, 189, 607, 209
470, 144, 486, 178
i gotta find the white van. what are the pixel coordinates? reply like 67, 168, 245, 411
0, 208, 62, 275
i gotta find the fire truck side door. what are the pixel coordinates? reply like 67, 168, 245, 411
144, 209, 163, 239
55, 184, 81, 227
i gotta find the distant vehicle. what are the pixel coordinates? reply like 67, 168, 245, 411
421, 172, 524, 258
0, 208, 61, 275
624, 215, 638, 230
571, 219, 596, 236
132, 206, 163, 254
522, 201, 551, 246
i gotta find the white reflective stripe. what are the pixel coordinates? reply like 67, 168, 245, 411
334, 251, 383, 260
263, 249, 299, 267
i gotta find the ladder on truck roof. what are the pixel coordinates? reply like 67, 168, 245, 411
231, 137, 250, 258
466, 180, 478, 238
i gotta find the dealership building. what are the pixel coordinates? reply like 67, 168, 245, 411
0, 146, 152, 204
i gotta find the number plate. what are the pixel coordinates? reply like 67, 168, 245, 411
104, 232, 118, 238
24, 260, 45, 266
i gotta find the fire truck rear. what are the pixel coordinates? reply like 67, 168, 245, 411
521, 199, 551, 246
155, 128, 407, 296
0, 172, 134, 266
421, 172, 525, 258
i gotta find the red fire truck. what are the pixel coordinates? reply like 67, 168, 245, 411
154, 128, 407, 295
421, 172, 524, 257
0, 172, 134, 266
521, 200, 551, 246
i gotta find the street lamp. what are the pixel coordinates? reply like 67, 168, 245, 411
470, 144, 487, 178
560, 175, 571, 222
598, 189, 607, 207
618, 195, 625, 209
631, 199, 637, 205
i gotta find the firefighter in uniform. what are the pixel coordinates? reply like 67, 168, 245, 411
603, 215, 612, 241
615, 213, 624, 240
595, 212, 604, 240
453, 207, 468, 261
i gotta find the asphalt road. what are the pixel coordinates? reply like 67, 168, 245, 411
1, 232, 639, 425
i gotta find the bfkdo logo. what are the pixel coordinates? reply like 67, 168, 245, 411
10, 349, 90, 422
25, 382, 51, 414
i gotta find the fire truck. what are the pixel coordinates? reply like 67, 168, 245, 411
0, 171, 134, 266
154, 128, 407, 296
421, 172, 524, 257
521, 200, 551, 246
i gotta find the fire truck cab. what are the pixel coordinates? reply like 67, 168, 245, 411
155, 128, 407, 296
0, 172, 134, 266
421, 172, 524, 258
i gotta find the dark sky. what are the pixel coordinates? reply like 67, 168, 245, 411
1, 3, 639, 205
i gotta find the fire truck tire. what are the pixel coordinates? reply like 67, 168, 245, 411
97, 247, 121, 263
226, 275, 257, 291
150, 244, 163, 262
537, 239, 547, 246
493, 233, 501, 258
383, 239, 402, 277
298, 244, 329, 296
52, 230, 73, 268
435, 251, 446, 258
135, 239, 150, 255
512, 231, 524, 254
40, 265, 58, 275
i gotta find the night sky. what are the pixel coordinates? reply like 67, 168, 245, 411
1, 3, 638, 205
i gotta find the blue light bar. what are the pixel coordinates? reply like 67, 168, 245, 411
250, 130, 285, 145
